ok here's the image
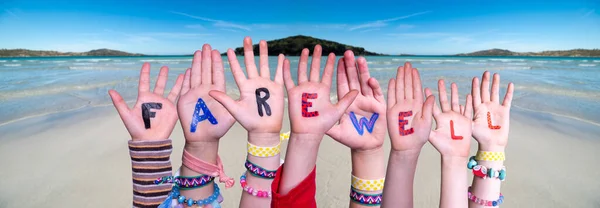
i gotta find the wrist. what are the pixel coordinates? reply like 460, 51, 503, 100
184, 141, 219, 164
248, 132, 280, 146
478, 144, 506, 152
351, 147, 385, 179
442, 155, 468, 166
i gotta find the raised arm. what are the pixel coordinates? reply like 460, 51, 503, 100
468, 71, 513, 207
108, 63, 184, 207
426, 80, 473, 208
326, 51, 387, 208
381, 62, 435, 207
273, 45, 358, 207
209, 37, 286, 207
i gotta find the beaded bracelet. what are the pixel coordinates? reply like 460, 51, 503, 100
351, 175, 385, 191
475, 151, 505, 161
240, 172, 272, 198
245, 159, 278, 179
468, 186, 504, 206
468, 156, 506, 180
155, 175, 215, 190
247, 142, 281, 157
161, 183, 223, 208
349, 187, 382, 206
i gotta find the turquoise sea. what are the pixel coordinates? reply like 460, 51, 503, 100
1, 55, 599, 128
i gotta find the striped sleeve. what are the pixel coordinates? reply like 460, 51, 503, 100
128, 139, 173, 208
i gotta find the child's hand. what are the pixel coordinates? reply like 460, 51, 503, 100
426, 80, 473, 157
326, 51, 386, 151
386, 62, 435, 152
209, 37, 285, 138
109, 63, 184, 141
177, 44, 236, 143
471, 71, 514, 151
283, 45, 358, 137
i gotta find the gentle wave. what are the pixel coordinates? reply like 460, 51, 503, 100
75, 58, 111, 62
0, 81, 120, 100
489, 58, 525, 62
0, 60, 6, 63
578, 64, 597, 67
3, 64, 22, 67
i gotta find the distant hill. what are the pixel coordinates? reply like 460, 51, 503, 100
456, 48, 600, 57
0, 48, 145, 57
225, 35, 383, 56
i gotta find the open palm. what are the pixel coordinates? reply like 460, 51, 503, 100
209, 37, 285, 134
283, 45, 358, 135
109, 63, 184, 141
326, 51, 386, 151
471, 71, 514, 151
177, 44, 236, 142
386, 62, 435, 151
427, 80, 473, 157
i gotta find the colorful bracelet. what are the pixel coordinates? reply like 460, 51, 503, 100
240, 172, 272, 198
468, 157, 506, 180
161, 182, 223, 208
350, 187, 382, 206
468, 187, 504, 206
154, 175, 215, 190
280, 131, 290, 141
351, 175, 385, 191
247, 142, 281, 157
475, 151, 505, 161
245, 159, 278, 179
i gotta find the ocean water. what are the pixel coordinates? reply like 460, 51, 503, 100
0, 56, 599, 128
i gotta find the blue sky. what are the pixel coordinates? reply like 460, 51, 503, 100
1, 0, 598, 55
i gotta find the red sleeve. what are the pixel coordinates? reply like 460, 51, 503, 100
271, 164, 317, 208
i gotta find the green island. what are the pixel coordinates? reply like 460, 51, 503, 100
0, 49, 144, 57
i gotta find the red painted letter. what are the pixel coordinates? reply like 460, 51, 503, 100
450, 120, 463, 140
301, 93, 319, 117
398, 111, 414, 136
487, 112, 501, 130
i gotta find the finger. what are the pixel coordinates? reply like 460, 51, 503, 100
369, 77, 384, 103
396, 66, 405, 101
108, 90, 130, 116
212, 50, 225, 89
209, 90, 237, 115
321, 53, 335, 88
357, 57, 373, 96
138, 63, 151, 93
201, 44, 213, 84
283, 59, 295, 91
191, 50, 202, 87
344, 50, 360, 90
309, 45, 322, 82
227, 49, 246, 88
502, 82, 515, 108
438, 80, 451, 112
413, 68, 424, 103
426, 88, 441, 118
491, 73, 500, 104
337, 58, 350, 99
326, 125, 344, 143
460, 105, 465, 115
334, 90, 359, 117
153, 66, 169, 95
404, 62, 413, 100
387, 79, 396, 107
274, 54, 285, 85
421, 95, 435, 120
451, 82, 460, 112
465, 94, 473, 119
181, 68, 191, 95
298, 48, 309, 83
243, 37, 259, 78
167, 74, 184, 102
259, 40, 271, 78
472, 77, 481, 107
481, 71, 491, 102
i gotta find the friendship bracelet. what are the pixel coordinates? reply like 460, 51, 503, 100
154, 175, 215, 190
247, 142, 281, 157
182, 150, 235, 188
240, 172, 272, 198
468, 186, 504, 206
350, 187, 382, 206
244, 159, 278, 179
475, 151, 505, 161
468, 156, 506, 180
280, 131, 290, 141
351, 175, 385, 191
160, 183, 223, 208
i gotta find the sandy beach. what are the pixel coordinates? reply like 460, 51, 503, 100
0, 104, 599, 207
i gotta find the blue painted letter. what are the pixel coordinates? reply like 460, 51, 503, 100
349, 112, 379, 135
190, 98, 218, 132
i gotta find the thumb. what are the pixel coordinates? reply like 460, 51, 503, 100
108, 90, 130, 116
333, 90, 359, 117
208, 90, 238, 115
326, 124, 343, 142
421, 95, 435, 121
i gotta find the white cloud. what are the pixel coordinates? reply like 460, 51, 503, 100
396, 24, 415, 30
185, 24, 205, 30
171, 11, 251, 31
349, 11, 430, 31
388, 32, 451, 38
359, 28, 381, 33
